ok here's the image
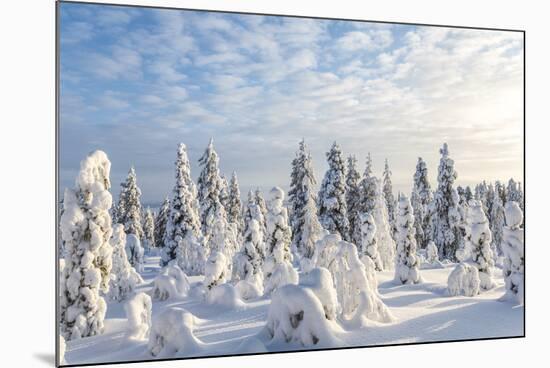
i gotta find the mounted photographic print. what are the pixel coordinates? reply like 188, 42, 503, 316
56, 0, 525, 366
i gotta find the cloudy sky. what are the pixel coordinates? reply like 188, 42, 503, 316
59, 3, 524, 206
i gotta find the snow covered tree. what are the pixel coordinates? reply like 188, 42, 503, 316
394, 195, 422, 284
501, 201, 524, 304
219, 174, 230, 211
126, 234, 144, 273
489, 186, 505, 257
197, 138, 224, 254
359, 213, 382, 271
205, 205, 239, 282
318, 142, 350, 240
382, 159, 396, 237
142, 207, 155, 252
264, 187, 298, 294
475, 181, 489, 214
162, 143, 203, 274
464, 186, 473, 202
346, 155, 362, 246
109, 224, 143, 302
431, 143, 461, 261
154, 197, 170, 249
507, 179, 524, 213
118, 167, 144, 240
233, 217, 265, 297
465, 200, 495, 290
254, 188, 268, 239
226, 171, 243, 235
289, 139, 322, 261
59, 150, 113, 340
367, 178, 396, 270
411, 157, 433, 249
358, 152, 375, 215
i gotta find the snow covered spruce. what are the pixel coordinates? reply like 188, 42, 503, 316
109, 224, 143, 302
59, 150, 113, 340
500, 202, 524, 304
394, 195, 422, 285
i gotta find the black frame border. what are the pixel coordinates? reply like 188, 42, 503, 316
55, 1, 526, 367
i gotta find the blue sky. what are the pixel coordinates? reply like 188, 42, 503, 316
59, 3, 524, 206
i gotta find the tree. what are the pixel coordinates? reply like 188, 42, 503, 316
289, 139, 322, 261
59, 150, 113, 340
142, 207, 155, 252
154, 197, 170, 249
219, 174, 230, 211
119, 167, 144, 240
109, 224, 143, 302
394, 195, 422, 284
465, 200, 495, 290
359, 213, 382, 271
507, 179, 524, 213
162, 143, 203, 274
431, 143, 461, 261
254, 188, 268, 240
264, 187, 298, 294
346, 155, 362, 246
489, 185, 505, 258
233, 216, 265, 296
358, 152, 375, 216
411, 157, 433, 249
318, 142, 350, 240
226, 171, 243, 235
382, 159, 396, 237
501, 201, 524, 304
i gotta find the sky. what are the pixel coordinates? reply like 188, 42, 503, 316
59, 2, 524, 206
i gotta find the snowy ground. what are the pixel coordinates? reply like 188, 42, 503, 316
64, 256, 523, 365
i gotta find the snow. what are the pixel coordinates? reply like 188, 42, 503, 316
205, 284, 245, 309
299, 268, 339, 320
125, 292, 152, 340
151, 264, 191, 301
126, 234, 144, 273
148, 307, 202, 358
500, 202, 524, 304
447, 263, 480, 297
63, 255, 523, 365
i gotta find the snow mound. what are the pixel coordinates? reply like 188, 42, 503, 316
264, 262, 299, 295
505, 201, 523, 228
126, 234, 144, 273
265, 284, 342, 347
148, 308, 202, 358
204, 251, 228, 290
421, 241, 444, 269
447, 263, 480, 297
151, 265, 190, 301
299, 268, 339, 320
124, 292, 152, 340
235, 279, 263, 300
205, 283, 245, 309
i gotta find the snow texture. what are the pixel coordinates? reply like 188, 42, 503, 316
206, 283, 245, 309
151, 264, 191, 301
299, 268, 339, 320
148, 308, 202, 358
394, 195, 422, 285
125, 292, 152, 340
59, 150, 113, 340
447, 263, 481, 297
203, 251, 229, 291
501, 202, 524, 304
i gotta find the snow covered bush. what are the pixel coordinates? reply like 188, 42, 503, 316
466, 200, 495, 290
125, 233, 144, 273
447, 263, 480, 297
501, 202, 524, 304
264, 284, 341, 347
125, 292, 152, 340
203, 251, 229, 291
426, 241, 438, 264
151, 264, 191, 301
359, 213, 382, 271
318, 142, 350, 240
233, 218, 265, 298
299, 268, 339, 320
59, 150, 113, 340
394, 195, 422, 285
148, 308, 202, 358
206, 283, 245, 309
313, 233, 393, 324
162, 143, 204, 273
264, 187, 298, 294
109, 224, 143, 302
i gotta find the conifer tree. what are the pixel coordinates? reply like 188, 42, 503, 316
490, 186, 505, 257
431, 143, 461, 261
501, 201, 524, 304
288, 139, 322, 260
411, 157, 433, 249
109, 224, 143, 302
119, 167, 144, 240
162, 143, 203, 272
394, 195, 422, 284
59, 151, 113, 340
226, 171, 243, 235
318, 142, 350, 240
154, 197, 170, 249
346, 155, 362, 246
254, 188, 268, 239
142, 207, 155, 252
382, 159, 396, 237
466, 200, 495, 290
359, 213, 382, 271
